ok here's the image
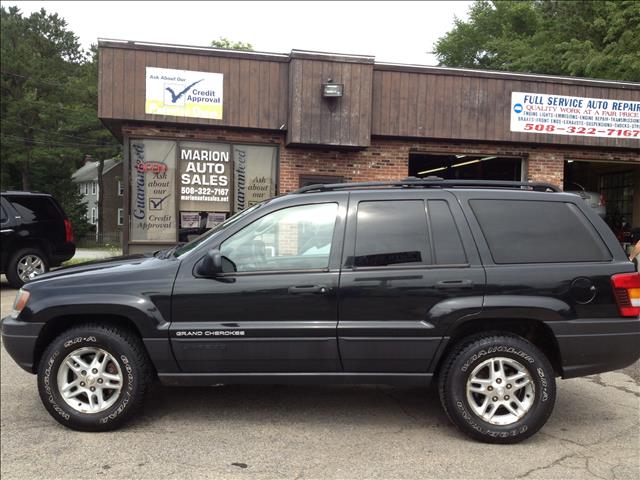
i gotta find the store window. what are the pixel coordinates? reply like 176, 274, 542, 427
128, 138, 279, 245
129, 139, 177, 242
234, 145, 278, 210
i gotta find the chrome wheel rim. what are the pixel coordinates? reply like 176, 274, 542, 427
466, 356, 535, 426
17, 255, 45, 282
57, 347, 123, 414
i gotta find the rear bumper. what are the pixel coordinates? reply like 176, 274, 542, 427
50, 243, 75, 266
1, 315, 43, 373
548, 318, 640, 378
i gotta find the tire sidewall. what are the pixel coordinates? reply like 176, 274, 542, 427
38, 330, 140, 431
446, 337, 556, 442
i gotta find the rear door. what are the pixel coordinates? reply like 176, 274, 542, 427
337, 190, 485, 372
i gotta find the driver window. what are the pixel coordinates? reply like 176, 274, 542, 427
220, 203, 338, 272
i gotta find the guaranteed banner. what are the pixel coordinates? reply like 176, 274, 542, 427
145, 67, 223, 120
510, 92, 639, 140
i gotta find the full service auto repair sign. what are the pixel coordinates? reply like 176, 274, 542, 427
145, 67, 223, 120
510, 92, 639, 140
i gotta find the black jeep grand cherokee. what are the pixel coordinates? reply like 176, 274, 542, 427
2, 179, 639, 443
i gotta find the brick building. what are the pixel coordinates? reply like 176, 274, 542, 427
97, 40, 639, 254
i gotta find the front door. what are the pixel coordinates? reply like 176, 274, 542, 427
338, 190, 486, 372
170, 197, 347, 373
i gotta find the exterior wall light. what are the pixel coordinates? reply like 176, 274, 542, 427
322, 83, 344, 97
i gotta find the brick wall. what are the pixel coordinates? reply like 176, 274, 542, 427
123, 124, 639, 193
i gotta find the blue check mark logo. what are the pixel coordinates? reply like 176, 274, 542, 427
165, 79, 203, 104
149, 194, 171, 210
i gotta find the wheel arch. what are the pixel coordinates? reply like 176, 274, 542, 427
432, 317, 563, 378
32, 314, 146, 373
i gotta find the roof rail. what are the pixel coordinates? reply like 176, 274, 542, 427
292, 177, 561, 194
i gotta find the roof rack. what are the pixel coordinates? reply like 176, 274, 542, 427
292, 177, 561, 194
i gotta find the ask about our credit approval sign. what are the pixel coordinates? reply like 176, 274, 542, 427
145, 67, 223, 120
510, 92, 639, 140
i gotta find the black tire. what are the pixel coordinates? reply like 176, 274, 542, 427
37, 323, 152, 431
6, 247, 49, 288
438, 334, 556, 444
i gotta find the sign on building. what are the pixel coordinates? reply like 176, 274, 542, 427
145, 67, 223, 120
130, 139, 177, 242
510, 92, 639, 140
179, 142, 231, 212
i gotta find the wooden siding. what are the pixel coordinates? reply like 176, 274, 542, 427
287, 57, 373, 147
371, 67, 640, 149
99, 42, 639, 150
99, 46, 288, 131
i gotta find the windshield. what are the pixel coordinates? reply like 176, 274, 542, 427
173, 202, 267, 257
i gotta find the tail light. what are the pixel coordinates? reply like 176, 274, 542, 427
611, 273, 640, 317
64, 219, 74, 243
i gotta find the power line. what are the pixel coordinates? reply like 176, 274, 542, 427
1, 134, 116, 149
1, 119, 116, 145
1, 70, 76, 88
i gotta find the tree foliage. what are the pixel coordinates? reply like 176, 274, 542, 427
1, 6, 121, 237
210, 37, 254, 51
433, 0, 640, 81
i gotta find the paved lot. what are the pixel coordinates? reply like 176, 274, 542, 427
1, 277, 638, 479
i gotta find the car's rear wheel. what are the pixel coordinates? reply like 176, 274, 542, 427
37, 324, 152, 431
6, 248, 49, 288
438, 334, 556, 444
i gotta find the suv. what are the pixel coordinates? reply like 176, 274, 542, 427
1, 191, 75, 288
2, 179, 639, 443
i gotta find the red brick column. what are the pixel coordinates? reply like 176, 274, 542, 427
526, 152, 564, 188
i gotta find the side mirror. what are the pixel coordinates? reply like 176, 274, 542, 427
197, 249, 223, 277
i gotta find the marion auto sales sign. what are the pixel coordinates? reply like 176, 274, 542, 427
145, 67, 223, 120
510, 92, 639, 140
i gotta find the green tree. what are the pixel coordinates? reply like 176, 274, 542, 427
210, 37, 254, 51
1, 6, 120, 237
433, 0, 640, 81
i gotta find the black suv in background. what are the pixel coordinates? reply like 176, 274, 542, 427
2, 179, 639, 443
1, 191, 75, 288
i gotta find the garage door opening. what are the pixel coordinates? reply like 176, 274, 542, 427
564, 160, 640, 247
409, 153, 523, 181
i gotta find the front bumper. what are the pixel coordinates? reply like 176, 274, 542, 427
548, 318, 640, 378
1, 315, 43, 373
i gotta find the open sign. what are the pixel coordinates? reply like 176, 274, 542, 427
137, 161, 168, 173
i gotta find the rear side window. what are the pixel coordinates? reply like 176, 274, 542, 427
0, 204, 8, 224
470, 199, 611, 264
354, 200, 431, 267
428, 200, 467, 264
7, 196, 61, 223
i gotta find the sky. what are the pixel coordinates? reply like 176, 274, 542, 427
3, 1, 472, 65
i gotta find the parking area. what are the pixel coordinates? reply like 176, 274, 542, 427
1, 278, 638, 480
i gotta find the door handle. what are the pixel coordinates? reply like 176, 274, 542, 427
288, 285, 330, 294
436, 280, 474, 289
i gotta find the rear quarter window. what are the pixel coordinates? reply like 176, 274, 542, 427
470, 199, 611, 264
8, 196, 61, 223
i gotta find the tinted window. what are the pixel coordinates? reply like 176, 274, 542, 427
221, 203, 338, 272
8, 196, 60, 223
428, 200, 467, 264
0, 204, 8, 224
470, 199, 611, 264
354, 200, 431, 267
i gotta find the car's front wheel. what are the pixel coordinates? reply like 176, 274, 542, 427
37, 324, 152, 431
438, 334, 556, 444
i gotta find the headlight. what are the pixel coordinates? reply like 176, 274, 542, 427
11, 289, 30, 317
